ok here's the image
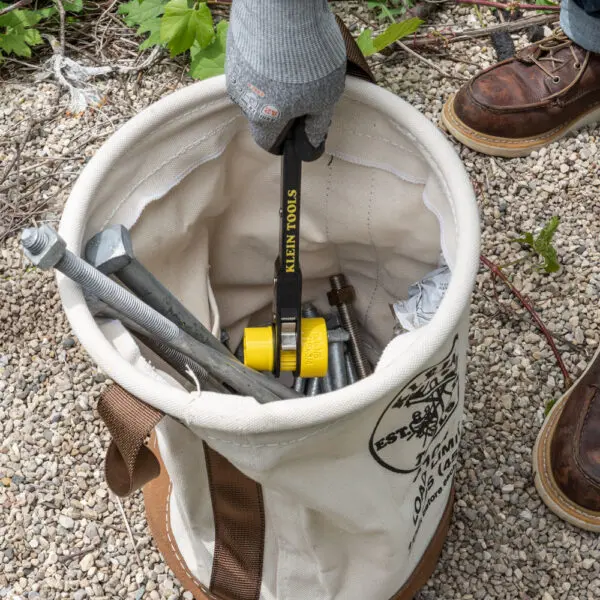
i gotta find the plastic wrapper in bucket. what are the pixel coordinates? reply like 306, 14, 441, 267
50, 72, 480, 599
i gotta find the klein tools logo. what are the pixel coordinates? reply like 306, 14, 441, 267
284, 189, 297, 273
369, 335, 460, 474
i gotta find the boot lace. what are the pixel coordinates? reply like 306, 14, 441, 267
525, 28, 585, 84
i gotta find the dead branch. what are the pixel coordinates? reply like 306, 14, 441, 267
456, 0, 559, 10
401, 14, 559, 49
0, 122, 34, 188
394, 39, 470, 81
54, 0, 67, 55
480, 255, 572, 389
0, 0, 32, 16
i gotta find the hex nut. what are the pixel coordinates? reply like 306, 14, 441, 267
21, 225, 66, 270
327, 285, 355, 306
85, 224, 134, 274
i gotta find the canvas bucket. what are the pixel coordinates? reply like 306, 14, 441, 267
56, 66, 480, 600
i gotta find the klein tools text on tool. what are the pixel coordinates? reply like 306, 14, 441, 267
243, 119, 328, 379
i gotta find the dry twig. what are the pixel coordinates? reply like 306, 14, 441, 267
401, 14, 559, 49
480, 255, 572, 389
0, 0, 32, 16
53, 0, 67, 55
393, 39, 470, 81
115, 495, 142, 568
456, 0, 559, 10
0, 122, 34, 188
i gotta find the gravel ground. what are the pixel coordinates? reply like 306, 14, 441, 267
1, 3, 600, 599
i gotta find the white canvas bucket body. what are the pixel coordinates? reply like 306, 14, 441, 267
57, 75, 480, 600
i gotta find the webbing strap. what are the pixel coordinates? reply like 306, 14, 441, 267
335, 14, 376, 83
98, 384, 163, 497
98, 385, 265, 599
205, 443, 265, 600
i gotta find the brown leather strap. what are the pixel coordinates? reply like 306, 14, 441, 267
335, 14, 376, 83
98, 384, 163, 497
99, 385, 266, 599
204, 443, 265, 600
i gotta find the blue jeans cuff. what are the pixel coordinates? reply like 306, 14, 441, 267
561, 0, 600, 53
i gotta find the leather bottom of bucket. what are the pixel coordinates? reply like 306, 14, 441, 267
143, 433, 454, 600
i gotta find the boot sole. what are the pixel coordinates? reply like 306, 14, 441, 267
441, 94, 600, 158
532, 345, 600, 532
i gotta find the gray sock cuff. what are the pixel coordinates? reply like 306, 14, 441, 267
230, 0, 346, 84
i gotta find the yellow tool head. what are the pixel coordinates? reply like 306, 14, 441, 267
243, 317, 328, 378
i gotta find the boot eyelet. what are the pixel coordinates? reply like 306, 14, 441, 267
552, 76, 561, 83
574, 62, 581, 69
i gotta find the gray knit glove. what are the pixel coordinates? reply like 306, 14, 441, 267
225, 0, 347, 154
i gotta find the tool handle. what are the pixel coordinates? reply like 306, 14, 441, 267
271, 117, 325, 162
273, 118, 318, 375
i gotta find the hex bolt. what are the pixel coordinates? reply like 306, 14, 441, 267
298, 304, 348, 392
85, 225, 230, 358
21, 225, 298, 403
328, 274, 372, 379
301, 303, 319, 319
293, 376, 306, 394
320, 374, 333, 393
345, 351, 358, 385
306, 378, 320, 396
327, 327, 349, 390
319, 326, 349, 394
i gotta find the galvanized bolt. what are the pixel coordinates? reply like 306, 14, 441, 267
305, 378, 320, 396
293, 376, 306, 394
320, 373, 333, 393
85, 292, 226, 393
327, 327, 349, 390
299, 304, 349, 392
301, 303, 319, 319
21, 225, 298, 403
328, 273, 372, 379
345, 351, 358, 385
85, 225, 229, 358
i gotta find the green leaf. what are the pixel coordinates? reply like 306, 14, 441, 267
118, 0, 166, 28
0, 25, 33, 56
544, 397, 557, 417
370, 1, 406, 22
63, 0, 83, 13
36, 6, 57, 18
535, 0, 559, 12
0, 8, 43, 28
372, 17, 423, 52
23, 26, 42, 46
513, 216, 561, 273
189, 19, 227, 79
533, 215, 560, 273
356, 27, 377, 57
160, 0, 213, 57
512, 232, 535, 246
138, 17, 162, 49
119, 0, 166, 49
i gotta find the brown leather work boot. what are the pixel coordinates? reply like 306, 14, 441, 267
533, 346, 600, 531
441, 29, 600, 157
